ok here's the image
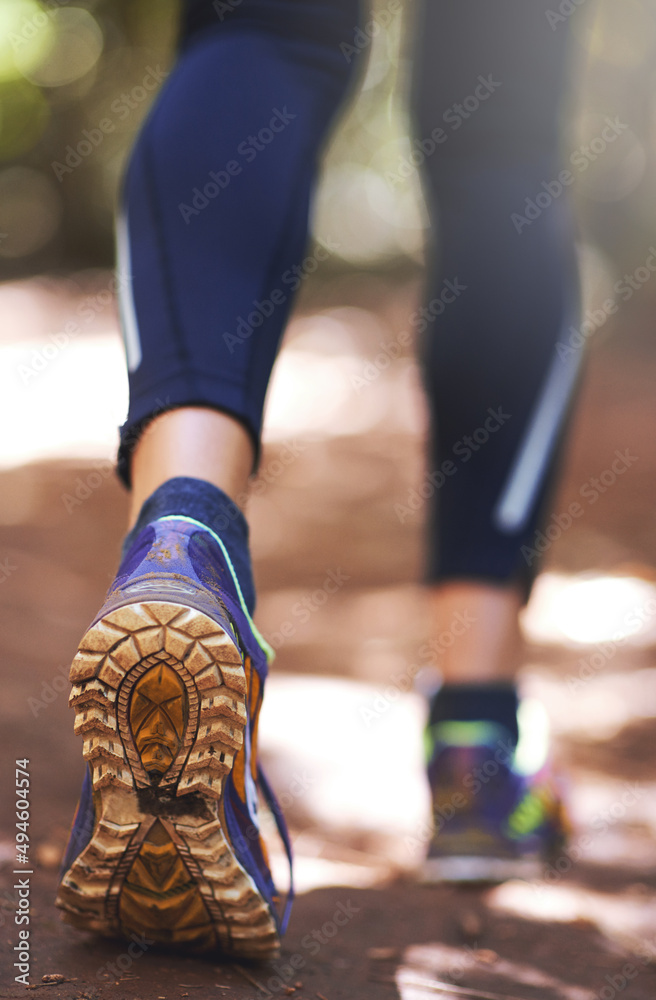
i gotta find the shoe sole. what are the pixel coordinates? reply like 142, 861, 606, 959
55, 600, 280, 959
419, 854, 543, 885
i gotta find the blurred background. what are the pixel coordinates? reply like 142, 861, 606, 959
1, 0, 656, 270
2, 1, 656, 997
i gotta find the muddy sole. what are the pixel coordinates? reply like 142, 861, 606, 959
55, 600, 280, 959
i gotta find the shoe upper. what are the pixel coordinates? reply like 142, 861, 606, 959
425, 718, 567, 861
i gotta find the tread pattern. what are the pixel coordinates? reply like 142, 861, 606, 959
57, 600, 279, 958
69, 601, 245, 797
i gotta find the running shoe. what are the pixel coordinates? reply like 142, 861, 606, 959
56, 516, 292, 958
420, 702, 568, 884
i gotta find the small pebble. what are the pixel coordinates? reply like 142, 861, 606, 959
42, 974, 66, 984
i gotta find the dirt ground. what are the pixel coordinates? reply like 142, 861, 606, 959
2, 275, 656, 999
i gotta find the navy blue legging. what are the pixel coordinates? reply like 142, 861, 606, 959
116, 0, 580, 595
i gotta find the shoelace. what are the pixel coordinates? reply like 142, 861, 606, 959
257, 763, 295, 935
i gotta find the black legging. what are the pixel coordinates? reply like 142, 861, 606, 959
116, 0, 579, 596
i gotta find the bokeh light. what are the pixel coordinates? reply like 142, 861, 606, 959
522, 572, 656, 646
0, 0, 654, 272
587, 0, 656, 68
16, 7, 104, 88
0, 0, 52, 83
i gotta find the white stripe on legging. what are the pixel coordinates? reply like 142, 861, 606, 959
493, 325, 584, 534
115, 208, 142, 372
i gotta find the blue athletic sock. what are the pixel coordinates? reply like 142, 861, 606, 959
428, 682, 520, 746
121, 476, 256, 614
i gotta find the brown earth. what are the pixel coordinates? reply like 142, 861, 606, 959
2, 275, 656, 999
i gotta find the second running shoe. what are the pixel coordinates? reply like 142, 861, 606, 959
420, 708, 569, 884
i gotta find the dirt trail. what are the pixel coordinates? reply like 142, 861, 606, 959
2, 280, 656, 999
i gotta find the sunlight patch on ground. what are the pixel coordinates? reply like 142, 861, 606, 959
0, 277, 422, 466
259, 674, 429, 849
263, 309, 425, 441
269, 851, 390, 896
0, 333, 127, 467
488, 881, 656, 953
524, 666, 656, 739
396, 942, 596, 1000
522, 572, 656, 647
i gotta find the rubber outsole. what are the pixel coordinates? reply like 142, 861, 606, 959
55, 600, 280, 959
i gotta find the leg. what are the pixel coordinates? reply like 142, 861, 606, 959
413, 0, 578, 695
412, 0, 577, 877
113, 0, 363, 606
116, 0, 363, 498
58, 0, 362, 953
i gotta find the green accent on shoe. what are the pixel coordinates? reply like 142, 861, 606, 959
424, 719, 512, 762
155, 514, 275, 664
